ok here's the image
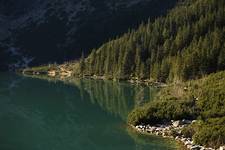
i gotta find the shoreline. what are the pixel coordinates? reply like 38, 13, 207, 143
130, 120, 224, 150
20, 68, 225, 150
20, 68, 167, 88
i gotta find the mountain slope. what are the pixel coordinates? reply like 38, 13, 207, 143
0, 0, 178, 71
80, 0, 225, 82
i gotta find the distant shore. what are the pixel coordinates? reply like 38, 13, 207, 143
20, 66, 167, 88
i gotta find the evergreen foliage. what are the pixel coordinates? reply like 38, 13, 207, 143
128, 71, 225, 148
79, 0, 225, 82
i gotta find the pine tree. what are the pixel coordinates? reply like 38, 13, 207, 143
78, 0, 225, 82
218, 44, 225, 70
79, 52, 85, 74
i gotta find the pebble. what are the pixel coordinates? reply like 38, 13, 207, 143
133, 119, 219, 150
219, 146, 225, 150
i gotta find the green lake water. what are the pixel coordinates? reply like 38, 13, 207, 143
0, 73, 178, 150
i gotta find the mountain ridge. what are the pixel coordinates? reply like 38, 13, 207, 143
0, 0, 178, 71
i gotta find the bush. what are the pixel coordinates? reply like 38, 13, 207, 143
128, 99, 198, 125
193, 117, 225, 148
128, 71, 225, 147
181, 120, 202, 138
128, 107, 148, 125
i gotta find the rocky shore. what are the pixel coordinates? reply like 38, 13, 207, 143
132, 120, 225, 150
21, 66, 167, 87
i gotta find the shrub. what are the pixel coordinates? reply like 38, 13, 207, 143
128, 71, 225, 147
193, 117, 225, 148
128, 99, 198, 125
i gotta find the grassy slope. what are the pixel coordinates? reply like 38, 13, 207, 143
128, 71, 225, 148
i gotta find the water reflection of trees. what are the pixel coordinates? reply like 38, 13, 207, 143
0, 74, 166, 150
2, 72, 158, 121
67, 78, 158, 121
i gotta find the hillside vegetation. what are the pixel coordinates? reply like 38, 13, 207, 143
128, 71, 225, 148
78, 0, 225, 82
76, 0, 225, 148
21, 0, 225, 148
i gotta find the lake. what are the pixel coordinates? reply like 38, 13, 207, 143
0, 73, 178, 150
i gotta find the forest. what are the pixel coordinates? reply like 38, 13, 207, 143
79, 0, 225, 83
